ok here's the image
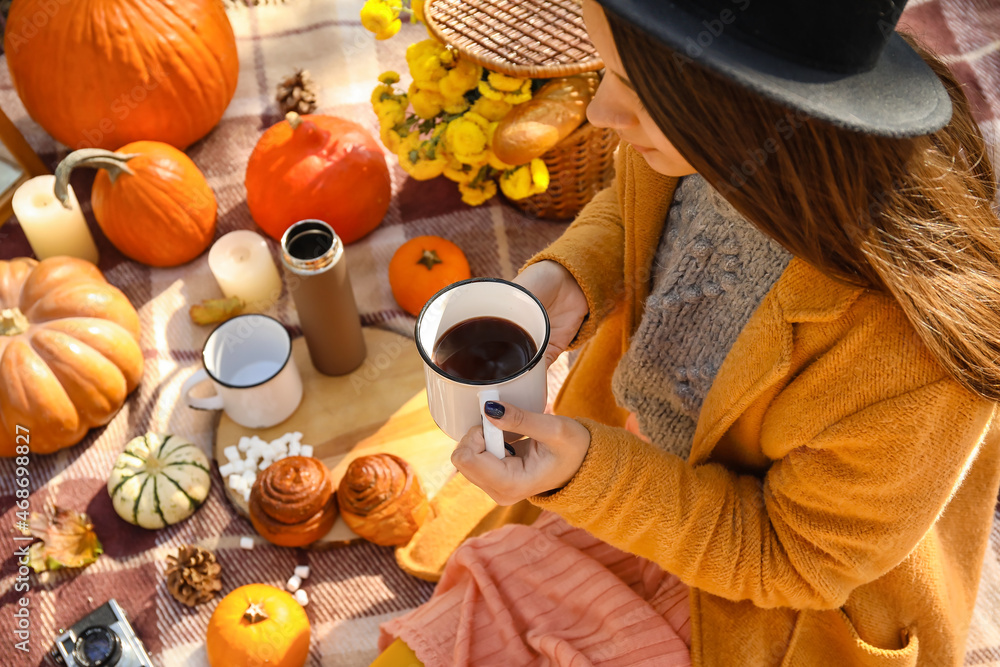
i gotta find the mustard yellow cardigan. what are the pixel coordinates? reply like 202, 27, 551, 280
525, 145, 1000, 667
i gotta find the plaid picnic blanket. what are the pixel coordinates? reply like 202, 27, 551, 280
0, 0, 997, 665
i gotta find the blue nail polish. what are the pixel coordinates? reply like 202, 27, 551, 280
504, 443, 516, 457
484, 401, 505, 419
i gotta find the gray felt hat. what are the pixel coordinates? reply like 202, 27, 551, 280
597, 0, 953, 137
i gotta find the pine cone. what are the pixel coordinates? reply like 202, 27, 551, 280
276, 69, 319, 115
165, 545, 222, 607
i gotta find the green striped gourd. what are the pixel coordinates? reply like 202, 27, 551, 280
108, 433, 211, 529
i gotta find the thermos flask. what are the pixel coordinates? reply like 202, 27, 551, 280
280, 219, 367, 375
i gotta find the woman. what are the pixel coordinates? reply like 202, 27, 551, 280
376, 0, 1000, 664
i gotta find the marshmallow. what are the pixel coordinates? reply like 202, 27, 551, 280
300, 445, 314, 458
224, 445, 240, 463
294, 565, 310, 580
286, 575, 301, 592
294, 589, 308, 606
239, 536, 254, 550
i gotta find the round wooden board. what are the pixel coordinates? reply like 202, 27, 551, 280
214, 328, 458, 547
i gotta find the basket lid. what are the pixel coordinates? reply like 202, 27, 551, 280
424, 0, 603, 78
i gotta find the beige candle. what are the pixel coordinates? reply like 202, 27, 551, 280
12, 175, 99, 263
208, 230, 283, 312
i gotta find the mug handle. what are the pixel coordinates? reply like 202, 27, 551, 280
477, 388, 505, 459
181, 368, 225, 411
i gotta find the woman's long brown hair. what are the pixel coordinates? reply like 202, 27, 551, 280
609, 16, 1000, 401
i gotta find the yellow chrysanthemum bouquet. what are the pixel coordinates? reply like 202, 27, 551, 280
363, 0, 550, 206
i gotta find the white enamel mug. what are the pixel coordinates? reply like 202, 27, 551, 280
415, 278, 550, 459
181, 314, 303, 429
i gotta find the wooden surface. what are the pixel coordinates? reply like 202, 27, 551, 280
214, 327, 458, 547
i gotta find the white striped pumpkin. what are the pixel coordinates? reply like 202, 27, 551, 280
108, 433, 211, 529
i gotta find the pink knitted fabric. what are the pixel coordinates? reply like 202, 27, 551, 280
380, 511, 691, 666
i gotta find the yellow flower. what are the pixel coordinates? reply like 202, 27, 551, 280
442, 95, 470, 115
478, 75, 532, 105
374, 96, 407, 127
500, 158, 549, 200
486, 72, 527, 92
397, 134, 447, 181
360, 0, 402, 40
487, 150, 513, 172
408, 82, 445, 119
529, 157, 550, 191
412, 0, 426, 23
445, 112, 491, 165
378, 71, 400, 85
380, 126, 405, 153
458, 179, 497, 206
443, 158, 479, 184
471, 96, 512, 122
406, 39, 449, 90
439, 59, 482, 100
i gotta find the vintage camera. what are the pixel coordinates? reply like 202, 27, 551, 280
49, 599, 153, 667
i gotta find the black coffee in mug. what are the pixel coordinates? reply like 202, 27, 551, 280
432, 316, 538, 382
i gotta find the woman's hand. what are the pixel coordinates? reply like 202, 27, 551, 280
451, 401, 591, 505
514, 261, 588, 367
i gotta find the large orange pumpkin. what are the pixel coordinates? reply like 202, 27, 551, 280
0, 257, 143, 457
206, 584, 310, 667
55, 143, 218, 267
4, 0, 238, 151
245, 112, 392, 244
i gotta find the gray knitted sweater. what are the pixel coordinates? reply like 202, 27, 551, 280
611, 174, 792, 459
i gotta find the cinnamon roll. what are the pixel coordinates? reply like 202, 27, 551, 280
338, 454, 431, 546
249, 456, 338, 547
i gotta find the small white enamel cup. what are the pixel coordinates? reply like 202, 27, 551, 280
181, 314, 303, 429
415, 278, 550, 459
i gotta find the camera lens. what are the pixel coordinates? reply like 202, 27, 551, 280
73, 626, 121, 667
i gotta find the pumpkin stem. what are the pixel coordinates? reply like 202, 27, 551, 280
54, 149, 141, 210
286, 111, 304, 130
417, 249, 443, 270
0, 308, 29, 336
242, 602, 269, 624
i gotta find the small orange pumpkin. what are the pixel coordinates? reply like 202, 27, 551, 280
245, 112, 391, 244
206, 584, 310, 667
55, 143, 217, 267
388, 235, 471, 316
0, 257, 143, 457
5, 0, 238, 150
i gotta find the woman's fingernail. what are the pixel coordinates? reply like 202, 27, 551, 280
484, 401, 505, 419
504, 443, 516, 456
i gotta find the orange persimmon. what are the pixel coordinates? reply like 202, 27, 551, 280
388, 236, 471, 316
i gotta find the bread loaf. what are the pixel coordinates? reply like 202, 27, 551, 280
249, 456, 338, 547
338, 453, 431, 546
491, 72, 599, 166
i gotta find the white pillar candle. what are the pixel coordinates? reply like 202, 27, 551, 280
12, 175, 99, 264
208, 230, 283, 312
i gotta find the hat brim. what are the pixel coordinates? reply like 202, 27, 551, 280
599, 0, 952, 138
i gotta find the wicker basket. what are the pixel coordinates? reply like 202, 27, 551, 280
425, 0, 617, 220
424, 0, 602, 78
508, 122, 618, 221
